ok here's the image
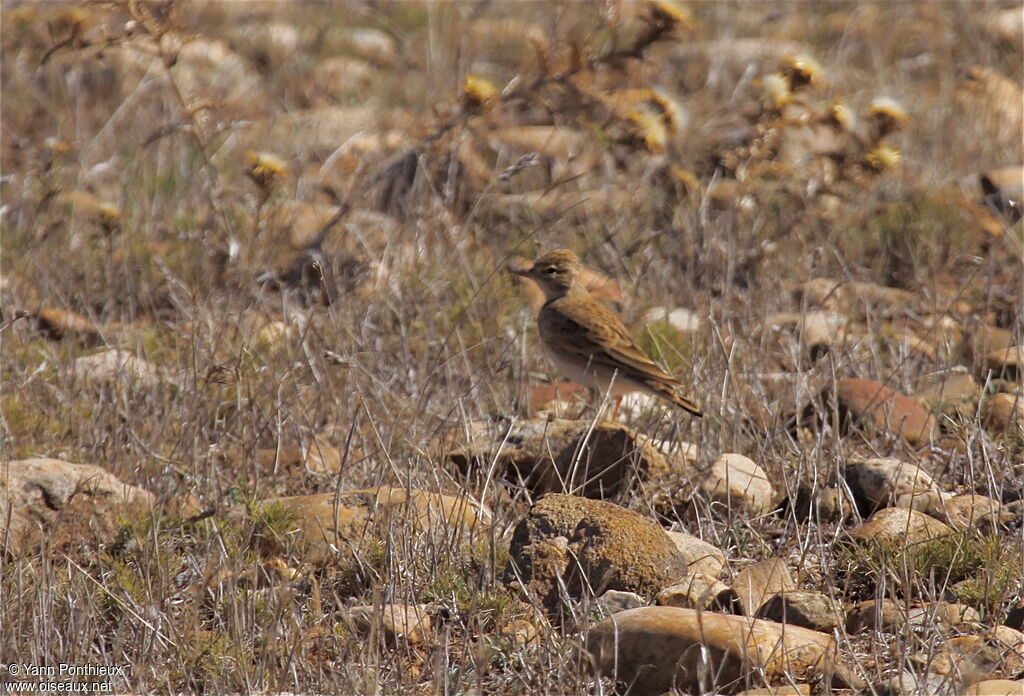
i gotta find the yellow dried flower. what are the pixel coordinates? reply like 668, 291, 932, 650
669, 165, 701, 193
759, 73, 792, 110
97, 202, 122, 222
43, 137, 72, 155
649, 0, 697, 29
866, 144, 901, 171
245, 151, 287, 189
627, 109, 669, 153
462, 74, 499, 110
827, 100, 855, 132
782, 54, 825, 90
869, 97, 910, 137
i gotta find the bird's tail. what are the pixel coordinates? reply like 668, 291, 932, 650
649, 380, 703, 418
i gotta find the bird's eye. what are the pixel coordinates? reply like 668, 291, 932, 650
544, 267, 557, 274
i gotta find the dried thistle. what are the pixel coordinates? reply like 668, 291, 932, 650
865, 143, 901, 171
826, 100, 856, 132
869, 97, 910, 138
648, 0, 697, 30
627, 109, 670, 153
245, 151, 287, 191
782, 54, 825, 91
759, 72, 792, 110
43, 137, 72, 156
462, 74, 499, 111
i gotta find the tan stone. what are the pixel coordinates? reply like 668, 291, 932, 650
254, 487, 491, 564
656, 572, 732, 611
835, 378, 936, 444
736, 687, 811, 696
665, 531, 726, 577
700, 453, 775, 515
73, 349, 163, 388
843, 458, 942, 513
756, 591, 841, 633
587, 606, 841, 694
913, 368, 980, 417
985, 346, 1023, 379
730, 558, 796, 617
917, 627, 1024, 682
848, 507, 954, 545
982, 393, 1024, 433
962, 678, 1024, 696
503, 494, 689, 614
345, 604, 432, 645
32, 307, 107, 344
448, 418, 671, 498
933, 494, 1012, 531
1, 458, 154, 554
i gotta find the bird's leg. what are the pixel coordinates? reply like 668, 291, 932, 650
611, 395, 623, 421
575, 387, 598, 420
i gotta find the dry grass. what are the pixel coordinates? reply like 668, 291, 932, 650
1, 1, 1022, 693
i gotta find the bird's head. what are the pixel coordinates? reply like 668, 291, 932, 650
514, 249, 582, 300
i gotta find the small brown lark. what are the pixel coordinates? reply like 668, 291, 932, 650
515, 249, 702, 417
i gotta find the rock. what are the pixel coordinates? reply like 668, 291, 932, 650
730, 558, 796, 617
978, 4, 1024, 45
503, 495, 689, 614
957, 67, 1024, 148
982, 393, 1024, 433
798, 278, 915, 315
756, 591, 841, 633
872, 670, 956, 696
916, 627, 1024, 682
913, 368, 980, 417
665, 531, 727, 577
800, 310, 848, 356
448, 418, 671, 498
252, 487, 491, 565
846, 599, 904, 633
962, 679, 1024, 696
736, 687, 811, 696
834, 378, 937, 445
643, 306, 702, 333
842, 458, 943, 515
933, 494, 1013, 531
587, 606, 842, 694
0, 458, 154, 554
597, 590, 647, 614
699, 453, 775, 516
1006, 598, 1024, 631
848, 507, 954, 545
969, 324, 1015, 362
811, 486, 855, 521
499, 617, 541, 648
302, 438, 342, 475
344, 604, 432, 645
985, 346, 1022, 381
656, 572, 732, 611
31, 308, 107, 344
980, 166, 1023, 223
73, 349, 163, 388
849, 600, 984, 634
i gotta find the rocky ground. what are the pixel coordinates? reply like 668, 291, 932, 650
1, 2, 1022, 694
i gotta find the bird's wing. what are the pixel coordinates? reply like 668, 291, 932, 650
542, 299, 677, 385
